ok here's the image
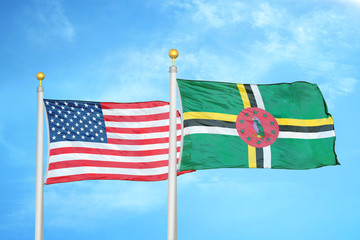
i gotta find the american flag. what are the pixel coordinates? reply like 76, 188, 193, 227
44, 99, 190, 184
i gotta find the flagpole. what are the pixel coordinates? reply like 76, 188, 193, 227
35, 72, 45, 240
168, 49, 179, 240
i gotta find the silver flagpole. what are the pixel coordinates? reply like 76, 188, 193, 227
168, 49, 179, 240
35, 72, 45, 240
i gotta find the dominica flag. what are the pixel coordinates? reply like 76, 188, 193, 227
177, 79, 339, 171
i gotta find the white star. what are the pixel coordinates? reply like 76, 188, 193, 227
77, 111, 81, 115
69, 119, 73, 122
94, 125, 98, 129
85, 103, 88, 107
56, 123, 60, 126
74, 102, 78, 107
52, 106, 55, 110
51, 127, 55, 131
72, 135, 76, 139
67, 131, 71, 135
98, 122, 102, 125
76, 131, 80, 135
85, 124, 88, 128
94, 105, 98, 108
62, 127, 65, 131
83, 116, 87, 120
50, 118, 54, 123
71, 127, 75, 131
75, 123, 79, 127
60, 119, 64, 122
81, 107, 85, 111
66, 123, 70, 126
57, 131, 61, 135
71, 107, 75, 110
88, 121, 92, 125
55, 102, 59, 105
61, 106, 65, 110
86, 132, 89, 136
45, 101, 49, 105
90, 109, 94, 112
64, 102, 68, 106
91, 137, 94, 140
86, 112, 90, 116
55, 114, 58, 118
90, 129, 93, 132
99, 129, 103, 133
100, 137, 104, 141
80, 128, 84, 131
48, 110, 53, 114
81, 136, 85, 139
79, 120, 83, 123
62, 135, 66, 139
52, 136, 56, 140
58, 110, 62, 114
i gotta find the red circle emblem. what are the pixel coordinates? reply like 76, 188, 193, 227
236, 107, 279, 148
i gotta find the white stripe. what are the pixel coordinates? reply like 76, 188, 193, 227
263, 146, 271, 169
184, 126, 238, 136
250, 84, 265, 109
49, 152, 180, 163
47, 166, 169, 178
102, 105, 169, 116
107, 130, 182, 140
278, 130, 335, 139
50, 141, 180, 151
105, 118, 181, 128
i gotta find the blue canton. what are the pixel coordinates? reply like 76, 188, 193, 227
44, 99, 107, 143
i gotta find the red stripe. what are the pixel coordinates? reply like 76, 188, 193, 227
107, 135, 181, 145
46, 170, 195, 184
49, 160, 170, 170
104, 112, 169, 122
101, 101, 168, 109
106, 124, 181, 134
50, 146, 181, 157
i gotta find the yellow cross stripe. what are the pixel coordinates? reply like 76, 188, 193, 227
237, 84, 251, 109
275, 117, 334, 126
248, 145, 257, 168
183, 112, 237, 122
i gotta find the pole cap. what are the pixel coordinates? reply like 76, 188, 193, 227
168, 49, 179, 65
36, 72, 45, 86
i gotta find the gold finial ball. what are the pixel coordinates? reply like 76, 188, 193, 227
36, 72, 45, 81
169, 49, 179, 60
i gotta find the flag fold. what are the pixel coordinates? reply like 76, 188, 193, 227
177, 79, 338, 171
44, 99, 191, 184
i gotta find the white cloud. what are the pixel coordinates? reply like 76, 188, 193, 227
28, 0, 75, 44
319, 77, 358, 107
167, 0, 246, 28
44, 181, 167, 228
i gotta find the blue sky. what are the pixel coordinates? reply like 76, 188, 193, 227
1, 0, 360, 239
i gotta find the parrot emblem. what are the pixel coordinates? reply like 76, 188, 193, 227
252, 117, 265, 139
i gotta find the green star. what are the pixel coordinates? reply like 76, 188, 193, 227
263, 114, 267, 118
245, 112, 249, 117
240, 128, 245, 133
257, 140, 261, 145
270, 121, 274, 126
247, 136, 251, 141
271, 130, 276, 135
253, 110, 257, 115
266, 137, 271, 142
240, 119, 244, 123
